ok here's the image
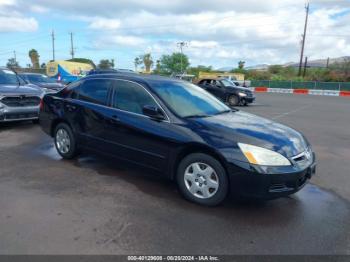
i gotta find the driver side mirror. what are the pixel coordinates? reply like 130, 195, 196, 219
142, 105, 166, 121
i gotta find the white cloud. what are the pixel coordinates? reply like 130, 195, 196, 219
94, 35, 147, 48
0, 0, 38, 32
30, 5, 49, 13
0, 16, 37, 32
89, 17, 121, 30
2, 0, 350, 67
0, 0, 16, 6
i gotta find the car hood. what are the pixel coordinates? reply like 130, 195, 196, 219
0, 84, 43, 96
192, 111, 308, 158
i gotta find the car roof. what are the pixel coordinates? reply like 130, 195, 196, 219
0, 67, 13, 71
83, 73, 184, 87
18, 72, 43, 75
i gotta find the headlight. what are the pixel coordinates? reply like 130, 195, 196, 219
238, 143, 291, 166
238, 92, 247, 97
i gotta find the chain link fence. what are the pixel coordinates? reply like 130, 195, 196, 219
251, 80, 350, 91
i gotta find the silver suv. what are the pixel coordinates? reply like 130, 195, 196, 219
0, 68, 43, 123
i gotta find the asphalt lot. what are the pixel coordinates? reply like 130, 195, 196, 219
0, 93, 349, 255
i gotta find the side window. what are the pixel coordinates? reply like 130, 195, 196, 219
67, 81, 81, 99
113, 80, 158, 115
79, 79, 111, 106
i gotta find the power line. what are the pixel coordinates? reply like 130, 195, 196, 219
298, 1, 310, 76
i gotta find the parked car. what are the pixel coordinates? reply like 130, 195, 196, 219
0, 68, 43, 123
39, 74, 316, 206
197, 78, 255, 106
19, 73, 65, 93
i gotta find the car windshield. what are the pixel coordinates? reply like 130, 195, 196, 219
151, 81, 230, 118
0, 69, 19, 85
26, 74, 56, 83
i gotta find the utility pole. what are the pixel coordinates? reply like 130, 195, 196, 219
51, 30, 55, 61
13, 51, 16, 65
177, 41, 187, 74
326, 57, 330, 68
298, 2, 310, 76
303, 56, 308, 77
70, 32, 75, 59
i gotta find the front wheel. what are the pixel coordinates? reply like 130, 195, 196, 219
176, 153, 228, 206
227, 95, 239, 107
54, 123, 78, 159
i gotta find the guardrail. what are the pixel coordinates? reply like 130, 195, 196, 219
250, 80, 350, 91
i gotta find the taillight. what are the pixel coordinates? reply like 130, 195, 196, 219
39, 98, 44, 111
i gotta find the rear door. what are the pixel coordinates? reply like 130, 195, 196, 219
68, 78, 114, 151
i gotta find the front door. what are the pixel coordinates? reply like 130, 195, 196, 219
103, 79, 171, 172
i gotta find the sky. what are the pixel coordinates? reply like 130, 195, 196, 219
0, 0, 349, 70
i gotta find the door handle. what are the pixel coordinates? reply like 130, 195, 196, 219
110, 115, 120, 124
65, 104, 77, 111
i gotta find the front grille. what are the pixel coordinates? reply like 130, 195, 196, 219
5, 112, 38, 120
244, 90, 253, 97
1, 96, 40, 107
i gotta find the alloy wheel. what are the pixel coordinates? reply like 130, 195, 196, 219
184, 162, 219, 199
56, 128, 71, 154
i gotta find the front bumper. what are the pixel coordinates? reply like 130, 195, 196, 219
244, 97, 255, 103
0, 106, 39, 122
227, 159, 316, 199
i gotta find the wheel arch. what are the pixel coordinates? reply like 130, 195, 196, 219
170, 143, 230, 181
50, 118, 73, 137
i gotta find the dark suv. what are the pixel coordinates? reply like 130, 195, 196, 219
39, 74, 315, 206
197, 78, 255, 106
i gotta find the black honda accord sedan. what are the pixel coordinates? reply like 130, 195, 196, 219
39, 73, 316, 206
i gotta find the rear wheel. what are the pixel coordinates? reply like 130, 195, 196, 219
227, 95, 239, 107
54, 123, 78, 159
176, 153, 228, 206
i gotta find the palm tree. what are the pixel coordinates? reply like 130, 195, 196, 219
134, 57, 141, 72
238, 60, 245, 70
141, 53, 153, 73
28, 49, 40, 69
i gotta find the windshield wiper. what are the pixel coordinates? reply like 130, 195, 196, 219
214, 109, 232, 115
185, 114, 210, 119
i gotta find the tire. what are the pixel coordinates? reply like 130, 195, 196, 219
227, 95, 239, 107
32, 119, 39, 124
241, 99, 248, 106
54, 123, 78, 159
176, 153, 228, 206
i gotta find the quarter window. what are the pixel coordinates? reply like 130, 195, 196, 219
113, 80, 158, 115
79, 79, 112, 105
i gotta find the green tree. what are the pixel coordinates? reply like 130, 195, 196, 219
268, 65, 283, 74
238, 61, 245, 69
187, 65, 212, 77
158, 52, 190, 75
140, 53, 153, 73
331, 57, 350, 81
98, 59, 114, 69
6, 58, 20, 69
28, 49, 40, 69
